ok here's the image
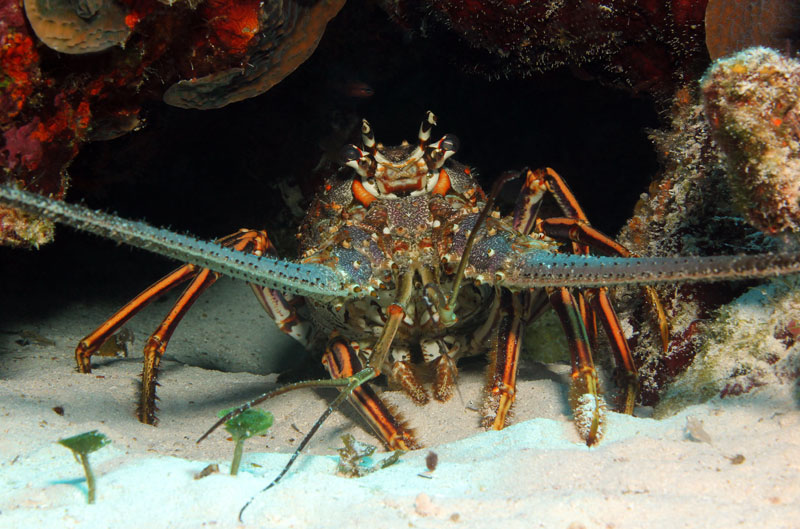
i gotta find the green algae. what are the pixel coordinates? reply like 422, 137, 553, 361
57, 430, 111, 504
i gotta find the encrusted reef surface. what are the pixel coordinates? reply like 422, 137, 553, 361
656, 275, 800, 417
615, 47, 800, 410
702, 47, 800, 237
378, 0, 710, 99
0, 0, 344, 246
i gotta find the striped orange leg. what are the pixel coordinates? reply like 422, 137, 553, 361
529, 167, 669, 352
323, 336, 419, 450
320, 273, 418, 449
483, 289, 549, 430
521, 168, 667, 413
547, 286, 606, 445
535, 214, 649, 413
535, 216, 640, 412
512, 168, 601, 347
75, 229, 299, 424
483, 290, 524, 430
527, 168, 613, 340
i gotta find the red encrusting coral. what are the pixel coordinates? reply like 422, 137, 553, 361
0, 30, 39, 120
201, 0, 262, 56
0, 0, 345, 246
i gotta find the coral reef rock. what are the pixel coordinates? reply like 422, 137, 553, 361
0, 203, 54, 247
702, 47, 800, 237
378, 0, 709, 99
615, 84, 777, 405
23, 0, 132, 54
655, 276, 800, 417
0, 0, 345, 247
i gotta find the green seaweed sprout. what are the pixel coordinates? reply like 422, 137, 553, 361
336, 433, 404, 478
57, 430, 111, 504
219, 408, 274, 475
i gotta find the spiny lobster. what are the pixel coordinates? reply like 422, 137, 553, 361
2, 112, 799, 453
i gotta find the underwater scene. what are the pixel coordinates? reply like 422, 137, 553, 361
1, 1, 799, 527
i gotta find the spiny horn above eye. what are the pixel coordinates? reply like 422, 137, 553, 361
419, 110, 437, 145
361, 119, 376, 151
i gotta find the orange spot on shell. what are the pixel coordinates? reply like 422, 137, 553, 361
351, 179, 377, 207
432, 169, 451, 195
387, 304, 404, 317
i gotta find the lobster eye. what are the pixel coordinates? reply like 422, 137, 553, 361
339, 144, 363, 166
439, 134, 459, 154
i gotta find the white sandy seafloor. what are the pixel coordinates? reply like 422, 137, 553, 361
1, 245, 799, 529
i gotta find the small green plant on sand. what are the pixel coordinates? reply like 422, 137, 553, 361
336, 433, 404, 478
219, 408, 274, 475
57, 430, 111, 504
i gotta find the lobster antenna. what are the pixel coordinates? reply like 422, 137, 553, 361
236, 384, 355, 522
198, 378, 337, 443
443, 169, 522, 323
197, 368, 378, 442
0, 184, 351, 300
196, 369, 376, 521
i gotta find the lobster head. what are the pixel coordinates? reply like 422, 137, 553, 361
340, 111, 459, 198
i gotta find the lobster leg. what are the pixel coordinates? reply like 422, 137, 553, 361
547, 287, 605, 445
391, 359, 430, 405
480, 283, 606, 445
138, 268, 218, 423
315, 271, 420, 449
528, 167, 669, 347
76, 228, 269, 372
511, 169, 601, 344
518, 168, 650, 413
534, 215, 645, 412
322, 336, 419, 450
482, 288, 549, 428
483, 290, 525, 430
479, 169, 608, 437
75, 265, 199, 373
584, 288, 638, 413
535, 170, 669, 347
75, 229, 300, 424
534, 215, 669, 346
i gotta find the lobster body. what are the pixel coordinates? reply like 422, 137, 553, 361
3, 112, 800, 451
296, 158, 530, 380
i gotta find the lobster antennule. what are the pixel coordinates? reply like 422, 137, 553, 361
504, 251, 800, 288
0, 184, 351, 300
